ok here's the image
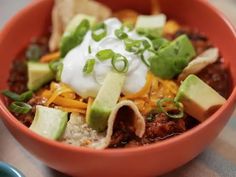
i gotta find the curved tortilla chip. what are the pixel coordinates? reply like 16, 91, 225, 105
105, 100, 146, 145
49, 0, 112, 51
61, 100, 145, 149
178, 48, 219, 81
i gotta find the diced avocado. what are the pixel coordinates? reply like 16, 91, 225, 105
150, 34, 196, 79
30, 105, 68, 140
135, 14, 166, 38
27, 62, 54, 91
175, 74, 226, 122
87, 71, 125, 132
60, 14, 96, 57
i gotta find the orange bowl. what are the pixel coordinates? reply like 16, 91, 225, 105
0, 0, 236, 177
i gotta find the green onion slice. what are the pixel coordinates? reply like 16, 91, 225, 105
83, 59, 96, 74
18, 91, 33, 102
124, 38, 141, 53
157, 98, 184, 119
2, 90, 33, 102
92, 23, 107, 42
96, 49, 115, 61
115, 29, 128, 40
9, 101, 32, 114
142, 40, 151, 50
121, 22, 133, 32
56, 63, 63, 82
140, 53, 151, 67
111, 54, 129, 73
88, 45, 92, 54
49, 60, 62, 73
74, 19, 90, 37
26, 44, 42, 61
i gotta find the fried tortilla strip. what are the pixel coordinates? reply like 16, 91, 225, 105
49, 0, 112, 51
61, 100, 145, 149
106, 100, 146, 143
178, 48, 219, 81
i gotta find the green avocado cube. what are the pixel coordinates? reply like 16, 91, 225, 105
175, 74, 226, 122
30, 106, 68, 140
87, 71, 125, 132
150, 34, 196, 79
27, 62, 54, 91
135, 14, 166, 38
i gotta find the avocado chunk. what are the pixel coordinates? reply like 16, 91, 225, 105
150, 34, 196, 79
60, 14, 96, 57
30, 105, 68, 140
135, 14, 166, 38
27, 62, 54, 91
87, 71, 125, 132
175, 74, 226, 122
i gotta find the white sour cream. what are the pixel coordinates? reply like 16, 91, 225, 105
61, 18, 150, 98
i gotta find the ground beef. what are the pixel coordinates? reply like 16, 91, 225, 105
109, 113, 192, 148
109, 107, 137, 148
197, 62, 232, 98
8, 60, 28, 94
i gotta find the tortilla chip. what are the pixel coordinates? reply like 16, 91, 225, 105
178, 48, 219, 81
61, 100, 145, 149
49, 0, 112, 51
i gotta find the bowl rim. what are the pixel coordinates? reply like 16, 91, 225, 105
0, 0, 236, 155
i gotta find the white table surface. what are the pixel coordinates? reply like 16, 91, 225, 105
0, 0, 236, 177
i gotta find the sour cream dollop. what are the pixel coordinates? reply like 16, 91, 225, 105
61, 18, 150, 98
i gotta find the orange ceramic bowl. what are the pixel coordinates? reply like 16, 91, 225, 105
0, 0, 236, 177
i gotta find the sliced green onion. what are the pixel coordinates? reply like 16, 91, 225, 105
111, 54, 129, 73
115, 29, 128, 39
121, 22, 133, 32
83, 59, 96, 74
96, 49, 114, 61
49, 59, 62, 73
49, 59, 63, 81
136, 28, 161, 40
142, 40, 151, 50
56, 63, 63, 82
9, 101, 32, 114
2, 90, 33, 102
2, 90, 20, 101
92, 23, 107, 42
60, 19, 90, 57
74, 19, 90, 38
124, 38, 141, 53
157, 98, 184, 119
88, 45, 92, 54
26, 44, 42, 61
18, 91, 33, 102
140, 53, 151, 67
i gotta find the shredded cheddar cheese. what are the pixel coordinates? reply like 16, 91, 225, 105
55, 106, 86, 114
45, 82, 74, 106
85, 97, 94, 121
42, 90, 87, 109
163, 20, 180, 35
123, 72, 153, 99
40, 51, 60, 63
121, 73, 179, 115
